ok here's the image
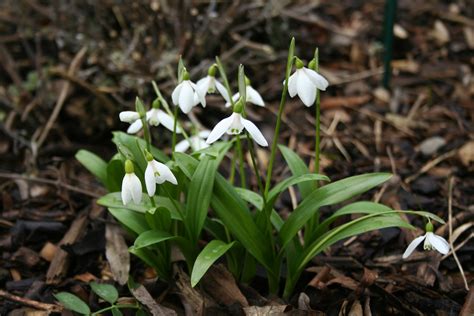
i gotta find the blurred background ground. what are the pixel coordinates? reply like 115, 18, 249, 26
0, 0, 473, 315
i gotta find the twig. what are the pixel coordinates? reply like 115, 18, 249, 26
447, 177, 469, 291
0, 289, 62, 312
0, 172, 102, 198
404, 149, 458, 184
34, 46, 88, 151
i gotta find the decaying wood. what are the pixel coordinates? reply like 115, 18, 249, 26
0, 289, 62, 312
105, 222, 130, 285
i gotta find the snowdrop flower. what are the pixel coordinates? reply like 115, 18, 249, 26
121, 160, 142, 205
172, 71, 205, 114
225, 77, 264, 108
287, 58, 329, 107
402, 222, 450, 258
175, 130, 211, 153
206, 99, 268, 147
144, 152, 178, 196
196, 64, 230, 104
119, 100, 181, 134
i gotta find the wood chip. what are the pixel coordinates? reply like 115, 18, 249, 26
105, 222, 130, 285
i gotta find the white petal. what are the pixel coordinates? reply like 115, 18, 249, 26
246, 86, 265, 107
191, 81, 206, 107
129, 173, 142, 204
225, 93, 240, 108
172, 82, 183, 105
175, 139, 191, 152
145, 163, 156, 196
156, 110, 181, 133
146, 109, 159, 126
119, 111, 140, 123
206, 115, 234, 144
178, 82, 195, 113
215, 80, 230, 102
152, 161, 177, 185
402, 235, 426, 258
193, 138, 209, 151
127, 119, 143, 134
241, 117, 268, 147
303, 68, 329, 90
287, 72, 298, 97
226, 113, 245, 135
427, 233, 450, 255
197, 130, 211, 138
121, 175, 132, 205
297, 71, 317, 107
196, 76, 211, 98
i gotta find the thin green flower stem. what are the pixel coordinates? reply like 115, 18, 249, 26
313, 49, 321, 185
91, 304, 139, 315
235, 136, 246, 189
264, 60, 294, 199
140, 115, 152, 153
229, 150, 236, 184
161, 185, 185, 222
246, 132, 265, 198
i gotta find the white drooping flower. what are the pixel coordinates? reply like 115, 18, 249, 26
119, 108, 181, 134
287, 58, 329, 107
144, 153, 178, 196
175, 130, 211, 153
225, 77, 264, 108
206, 108, 268, 147
402, 223, 450, 258
196, 64, 230, 103
172, 71, 205, 114
121, 160, 142, 205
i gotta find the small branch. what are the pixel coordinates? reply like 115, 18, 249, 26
0, 289, 62, 312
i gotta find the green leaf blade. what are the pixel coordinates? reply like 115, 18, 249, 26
90, 282, 119, 304
191, 240, 235, 287
54, 292, 91, 315
75, 150, 108, 185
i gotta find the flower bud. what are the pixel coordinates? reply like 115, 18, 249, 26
425, 221, 434, 232
208, 64, 217, 77
233, 97, 245, 114
182, 70, 190, 81
145, 150, 154, 162
125, 160, 134, 174
295, 57, 304, 69
244, 76, 251, 86
152, 98, 161, 109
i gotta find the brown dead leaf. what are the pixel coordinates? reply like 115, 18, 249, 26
130, 282, 177, 316
244, 305, 288, 316
105, 223, 130, 285
458, 141, 474, 168
201, 264, 248, 307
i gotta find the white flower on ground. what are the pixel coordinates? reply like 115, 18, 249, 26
175, 130, 211, 153
172, 71, 205, 114
119, 109, 181, 134
206, 111, 268, 147
225, 78, 264, 108
196, 64, 230, 103
287, 58, 329, 107
144, 153, 178, 196
402, 222, 450, 258
121, 160, 142, 205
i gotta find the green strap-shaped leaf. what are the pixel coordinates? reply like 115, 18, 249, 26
90, 282, 119, 304
106, 159, 124, 192
76, 149, 108, 185
185, 156, 218, 245
132, 230, 175, 250
54, 292, 91, 315
267, 173, 330, 207
191, 240, 235, 287
211, 175, 274, 271
108, 208, 149, 235
279, 145, 315, 199
279, 173, 392, 249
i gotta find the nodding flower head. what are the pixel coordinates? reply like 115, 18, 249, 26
144, 152, 177, 197
402, 222, 450, 258
121, 160, 142, 205
172, 70, 205, 113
